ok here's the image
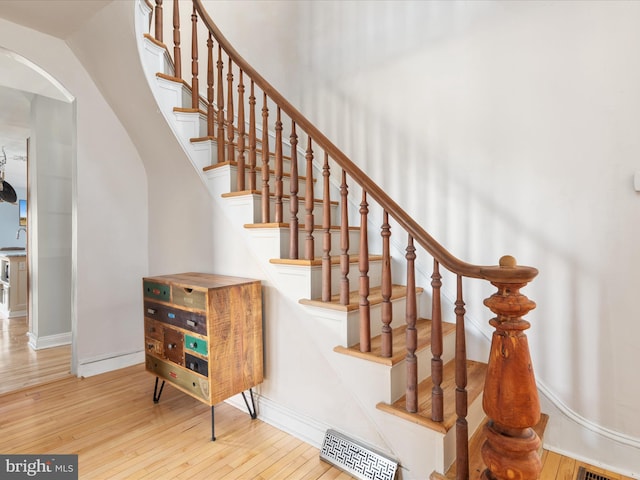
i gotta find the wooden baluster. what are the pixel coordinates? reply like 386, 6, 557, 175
248, 80, 257, 191
172, 0, 181, 79
216, 45, 225, 163
380, 211, 392, 358
322, 153, 331, 302
236, 70, 245, 189
288, 121, 299, 259
481, 256, 541, 480
226, 56, 235, 163
304, 137, 314, 260
359, 191, 370, 352
431, 260, 443, 421
274, 107, 283, 223
190, 5, 198, 110
261, 92, 270, 223
154, 0, 163, 42
339, 170, 350, 305
455, 275, 469, 480
206, 33, 214, 138
405, 235, 417, 413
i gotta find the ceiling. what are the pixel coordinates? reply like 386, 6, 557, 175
0, 0, 111, 191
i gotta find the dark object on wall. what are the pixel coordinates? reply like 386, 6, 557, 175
0, 180, 17, 204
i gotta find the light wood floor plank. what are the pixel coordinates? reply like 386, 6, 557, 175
556, 455, 576, 480
0, 315, 71, 394
0, 364, 346, 479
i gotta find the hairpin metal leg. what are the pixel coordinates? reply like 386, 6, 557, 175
153, 376, 165, 404
241, 388, 257, 419
211, 405, 216, 441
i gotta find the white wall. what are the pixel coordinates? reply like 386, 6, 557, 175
201, 0, 640, 475
0, 15, 149, 376
67, 1, 215, 278
28, 95, 73, 347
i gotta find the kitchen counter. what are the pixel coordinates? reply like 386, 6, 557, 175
0, 252, 27, 318
0, 250, 26, 257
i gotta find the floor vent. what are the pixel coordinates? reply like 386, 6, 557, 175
576, 466, 612, 480
319, 429, 398, 480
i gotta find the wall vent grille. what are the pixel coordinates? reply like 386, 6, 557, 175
577, 466, 613, 480
319, 429, 398, 480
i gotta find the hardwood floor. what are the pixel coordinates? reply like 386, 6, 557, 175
0, 314, 71, 394
0, 313, 633, 480
540, 450, 634, 480
0, 364, 349, 479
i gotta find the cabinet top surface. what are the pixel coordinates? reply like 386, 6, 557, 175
143, 272, 260, 290
0, 252, 26, 258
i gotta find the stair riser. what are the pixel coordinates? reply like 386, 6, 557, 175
244, 194, 339, 226
174, 110, 208, 139
203, 153, 314, 198
143, 41, 174, 85
372, 387, 486, 477
299, 292, 423, 350
271, 259, 383, 301
442, 392, 486, 473
388, 330, 456, 404
210, 160, 314, 199
181, 109, 298, 163
311, 260, 383, 300
281, 228, 363, 259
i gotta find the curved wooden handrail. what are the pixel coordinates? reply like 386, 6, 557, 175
192, 0, 536, 284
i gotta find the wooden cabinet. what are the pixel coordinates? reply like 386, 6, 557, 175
143, 272, 263, 439
0, 252, 27, 318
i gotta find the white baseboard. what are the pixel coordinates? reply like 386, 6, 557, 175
27, 331, 72, 350
77, 350, 145, 378
225, 391, 330, 449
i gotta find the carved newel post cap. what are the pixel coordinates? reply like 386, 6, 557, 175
499, 255, 517, 268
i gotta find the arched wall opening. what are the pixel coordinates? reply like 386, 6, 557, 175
0, 46, 75, 375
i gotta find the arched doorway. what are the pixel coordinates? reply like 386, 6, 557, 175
0, 48, 74, 393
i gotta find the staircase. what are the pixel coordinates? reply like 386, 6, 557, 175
135, 1, 545, 479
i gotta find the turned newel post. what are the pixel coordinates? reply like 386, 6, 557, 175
481, 255, 541, 480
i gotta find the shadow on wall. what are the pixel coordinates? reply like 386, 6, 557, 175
292, 0, 636, 454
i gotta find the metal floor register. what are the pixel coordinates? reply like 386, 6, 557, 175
320, 429, 398, 480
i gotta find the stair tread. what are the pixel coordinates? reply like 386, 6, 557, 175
334, 318, 456, 367
300, 284, 424, 312
220, 189, 338, 205
175, 106, 206, 115
443, 413, 549, 479
246, 222, 360, 231
270, 254, 383, 267
203, 160, 313, 182
194, 138, 293, 161
376, 359, 487, 434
